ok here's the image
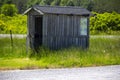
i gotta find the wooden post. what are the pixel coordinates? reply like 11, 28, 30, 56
10, 30, 13, 47
26, 35, 29, 56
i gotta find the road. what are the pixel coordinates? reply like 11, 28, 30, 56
0, 34, 26, 38
0, 65, 120, 80
0, 34, 120, 39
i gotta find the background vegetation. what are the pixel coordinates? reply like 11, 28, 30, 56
0, 14, 27, 34
1, 4, 18, 16
90, 12, 120, 35
0, 0, 120, 13
0, 0, 120, 34
0, 12, 120, 34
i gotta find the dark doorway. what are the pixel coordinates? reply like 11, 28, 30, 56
34, 16, 43, 50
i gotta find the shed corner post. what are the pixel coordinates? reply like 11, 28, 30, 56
87, 16, 90, 48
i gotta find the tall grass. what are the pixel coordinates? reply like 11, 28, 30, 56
0, 37, 120, 69
0, 38, 27, 58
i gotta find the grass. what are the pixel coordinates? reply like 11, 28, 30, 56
0, 36, 120, 70
90, 30, 120, 35
0, 38, 26, 58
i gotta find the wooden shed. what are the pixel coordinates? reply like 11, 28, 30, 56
24, 5, 90, 50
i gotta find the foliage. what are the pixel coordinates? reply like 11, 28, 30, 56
1, 4, 18, 16
90, 12, 120, 34
0, 12, 120, 34
0, 14, 27, 34
0, 0, 28, 13
0, 0, 120, 13
27, 0, 42, 8
0, 20, 6, 33
40, 0, 54, 5
66, 0, 74, 6
92, 0, 120, 13
51, 0, 61, 6
12, 0, 28, 13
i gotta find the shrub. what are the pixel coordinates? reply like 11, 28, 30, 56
1, 4, 18, 16
0, 20, 7, 33
90, 12, 120, 34
0, 14, 27, 34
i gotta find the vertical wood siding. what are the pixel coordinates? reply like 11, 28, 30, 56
42, 14, 89, 49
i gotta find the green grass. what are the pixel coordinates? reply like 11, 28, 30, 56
0, 37, 120, 70
90, 30, 120, 35
0, 38, 26, 58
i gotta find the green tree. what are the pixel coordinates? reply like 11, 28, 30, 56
0, 0, 12, 7
40, 0, 54, 5
27, 0, 42, 8
1, 4, 18, 16
92, 0, 120, 13
66, 0, 74, 6
51, 0, 61, 6
87, 0, 94, 11
12, 0, 28, 13
73, 0, 81, 6
60, 0, 68, 6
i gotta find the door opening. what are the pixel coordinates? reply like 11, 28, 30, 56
34, 16, 43, 50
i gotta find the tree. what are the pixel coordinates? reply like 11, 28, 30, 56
110, 0, 120, 13
0, 0, 12, 7
92, 0, 120, 13
0, 0, 28, 13
1, 4, 18, 16
12, 0, 28, 13
51, 0, 61, 6
60, 0, 68, 6
73, 0, 81, 6
66, 0, 74, 6
87, 0, 94, 11
40, 0, 54, 5
27, 0, 42, 8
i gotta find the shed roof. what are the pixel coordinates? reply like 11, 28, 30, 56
24, 5, 90, 16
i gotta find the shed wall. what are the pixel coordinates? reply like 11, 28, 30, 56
43, 14, 89, 49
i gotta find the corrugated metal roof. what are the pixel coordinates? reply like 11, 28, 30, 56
24, 5, 90, 15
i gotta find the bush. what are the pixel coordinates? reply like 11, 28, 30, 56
0, 14, 27, 34
1, 4, 18, 16
0, 20, 6, 33
90, 12, 120, 34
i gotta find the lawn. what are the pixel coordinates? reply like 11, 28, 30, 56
0, 36, 120, 70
